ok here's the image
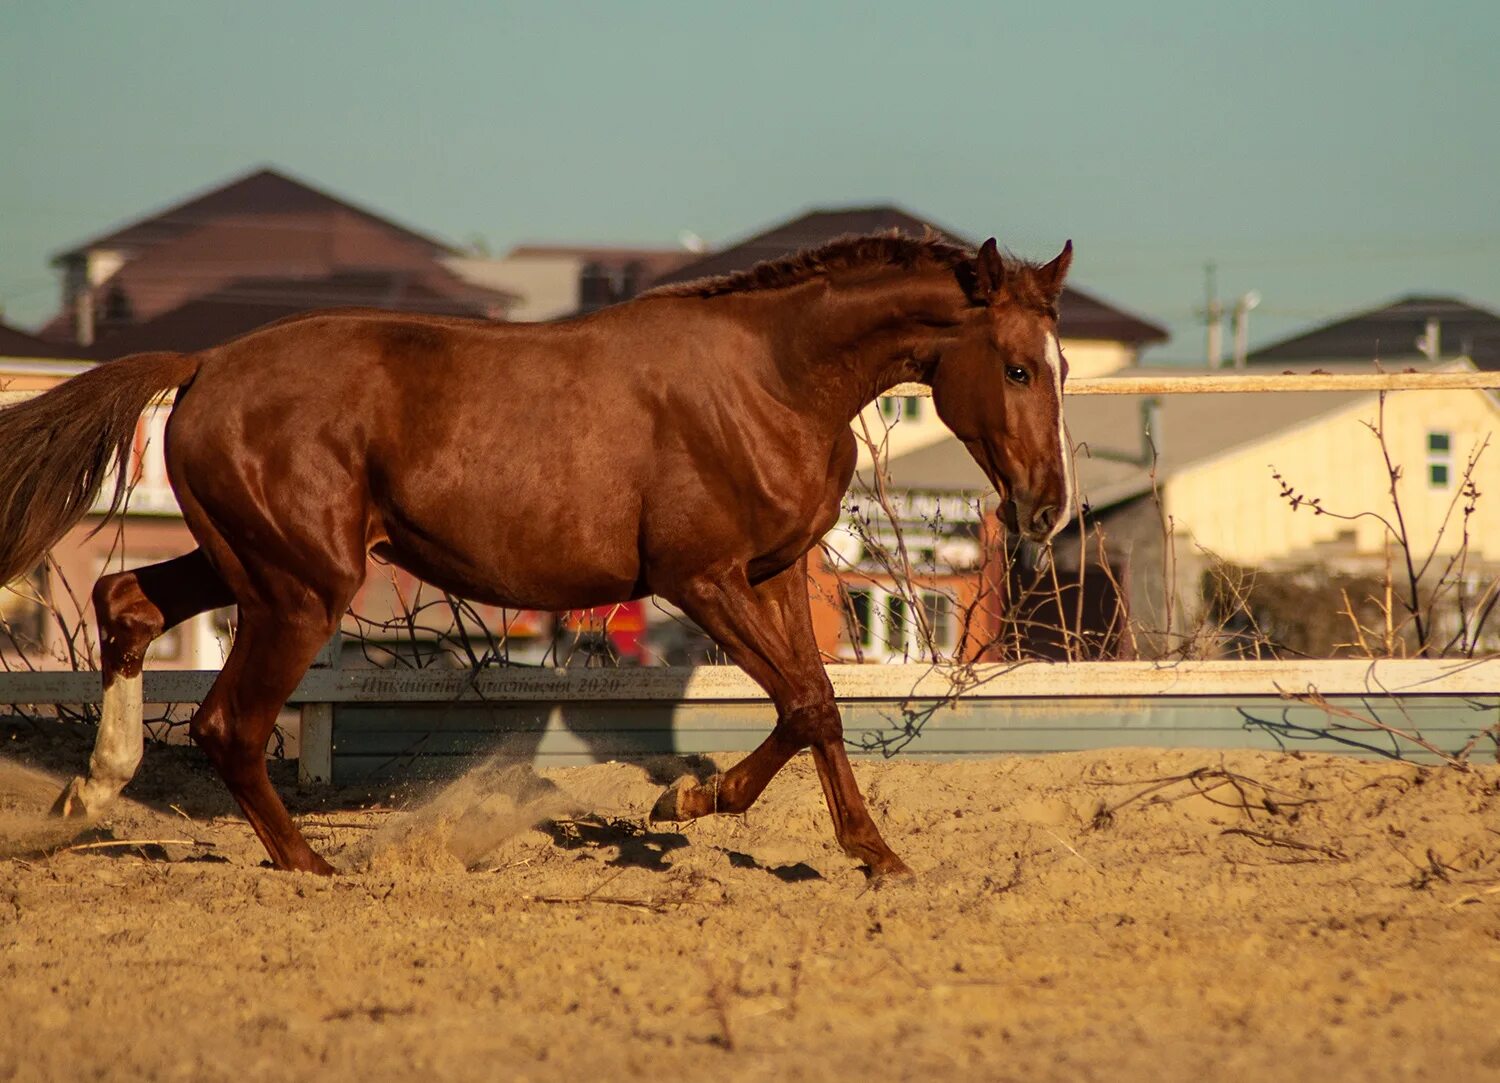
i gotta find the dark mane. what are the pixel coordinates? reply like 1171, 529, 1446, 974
643, 232, 973, 300
642, 231, 1055, 311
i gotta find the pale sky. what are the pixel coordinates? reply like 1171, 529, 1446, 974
3, 0, 1496, 360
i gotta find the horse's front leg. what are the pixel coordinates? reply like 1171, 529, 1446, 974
650, 557, 911, 878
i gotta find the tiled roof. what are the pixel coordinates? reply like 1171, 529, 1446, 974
55, 167, 455, 262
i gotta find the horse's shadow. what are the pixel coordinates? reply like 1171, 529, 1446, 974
540, 813, 690, 871
0, 697, 724, 856
343, 692, 724, 795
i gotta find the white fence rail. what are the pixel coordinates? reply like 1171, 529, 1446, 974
6, 369, 1499, 412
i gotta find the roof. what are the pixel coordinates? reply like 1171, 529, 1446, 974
651, 206, 1169, 346
85, 271, 504, 359
1248, 295, 1500, 370
651, 207, 956, 285
859, 361, 1470, 513
54, 167, 456, 262
0, 321, 80, 360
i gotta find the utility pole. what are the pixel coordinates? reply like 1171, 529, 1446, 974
1203, 262, 1223, 369
1232, 290, 1261, 370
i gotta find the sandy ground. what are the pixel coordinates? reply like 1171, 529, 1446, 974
3, 712, 1500, 1083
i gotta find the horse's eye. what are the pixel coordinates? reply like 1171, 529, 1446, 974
1005, 364, 1030, 386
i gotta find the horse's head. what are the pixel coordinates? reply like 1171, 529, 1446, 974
929, 238, 1075, 544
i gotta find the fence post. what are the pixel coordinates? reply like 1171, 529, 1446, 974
297, 632, 341, 786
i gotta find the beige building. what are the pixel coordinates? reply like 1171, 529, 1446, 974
1056, 358, 1499, 658
446, 245, 697, 321
1160, 366, 1498, 565
845, 350, 1498, 661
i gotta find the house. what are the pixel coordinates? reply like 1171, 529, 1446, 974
822, 355, 1500, 664
1246, 295, 1500, 370
446, 245, 699, 321
817, 281, 1500, 664
39, 166, 515, 355
1049, 355, 1499, 659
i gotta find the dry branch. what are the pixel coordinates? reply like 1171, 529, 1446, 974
55, 837, 201, 854
1219, 827, 1347, 861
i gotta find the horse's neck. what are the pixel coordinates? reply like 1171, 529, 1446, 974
778, 279, 955, 424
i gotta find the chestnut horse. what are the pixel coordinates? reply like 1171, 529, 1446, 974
0, 233, 1074, 878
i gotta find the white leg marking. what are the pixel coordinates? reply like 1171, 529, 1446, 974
58, 673, 144, 817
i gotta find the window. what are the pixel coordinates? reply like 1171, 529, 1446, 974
841, 585, 960, 662
847, 588, 874, 651
877, 396, 921, 423
921, 591, 956, 652
1427, 431, 1452, 489
884, 595, 907, 652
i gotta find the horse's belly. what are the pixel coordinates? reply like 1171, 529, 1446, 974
373, 488, 644, 611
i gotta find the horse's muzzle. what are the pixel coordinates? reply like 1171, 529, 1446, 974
1005, 496, 1069, 544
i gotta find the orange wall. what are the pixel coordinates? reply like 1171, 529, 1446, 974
806, 515, 1007, 664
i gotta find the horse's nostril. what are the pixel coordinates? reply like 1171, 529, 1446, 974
1033, 505, 1058, 533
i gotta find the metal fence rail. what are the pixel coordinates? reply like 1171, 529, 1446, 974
2, 658, 1495, 783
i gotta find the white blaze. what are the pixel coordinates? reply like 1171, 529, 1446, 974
1043, 333, 1075, 539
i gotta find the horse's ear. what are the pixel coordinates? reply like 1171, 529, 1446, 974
1036, 240, 1074, 302
965, 237, 1006, 304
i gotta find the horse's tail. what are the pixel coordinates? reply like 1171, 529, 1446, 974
0, 351, 202, 586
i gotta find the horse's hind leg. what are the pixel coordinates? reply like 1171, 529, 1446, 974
54, 550, 232, 818
650, 556, 911, 878
188, 602, 347, 874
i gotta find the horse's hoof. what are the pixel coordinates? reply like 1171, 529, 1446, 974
862, 854, 916, 883
49, 777, 91, 820
276, 850, 337, 876
651, 774, 725, 822
649, 780, 694, 823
